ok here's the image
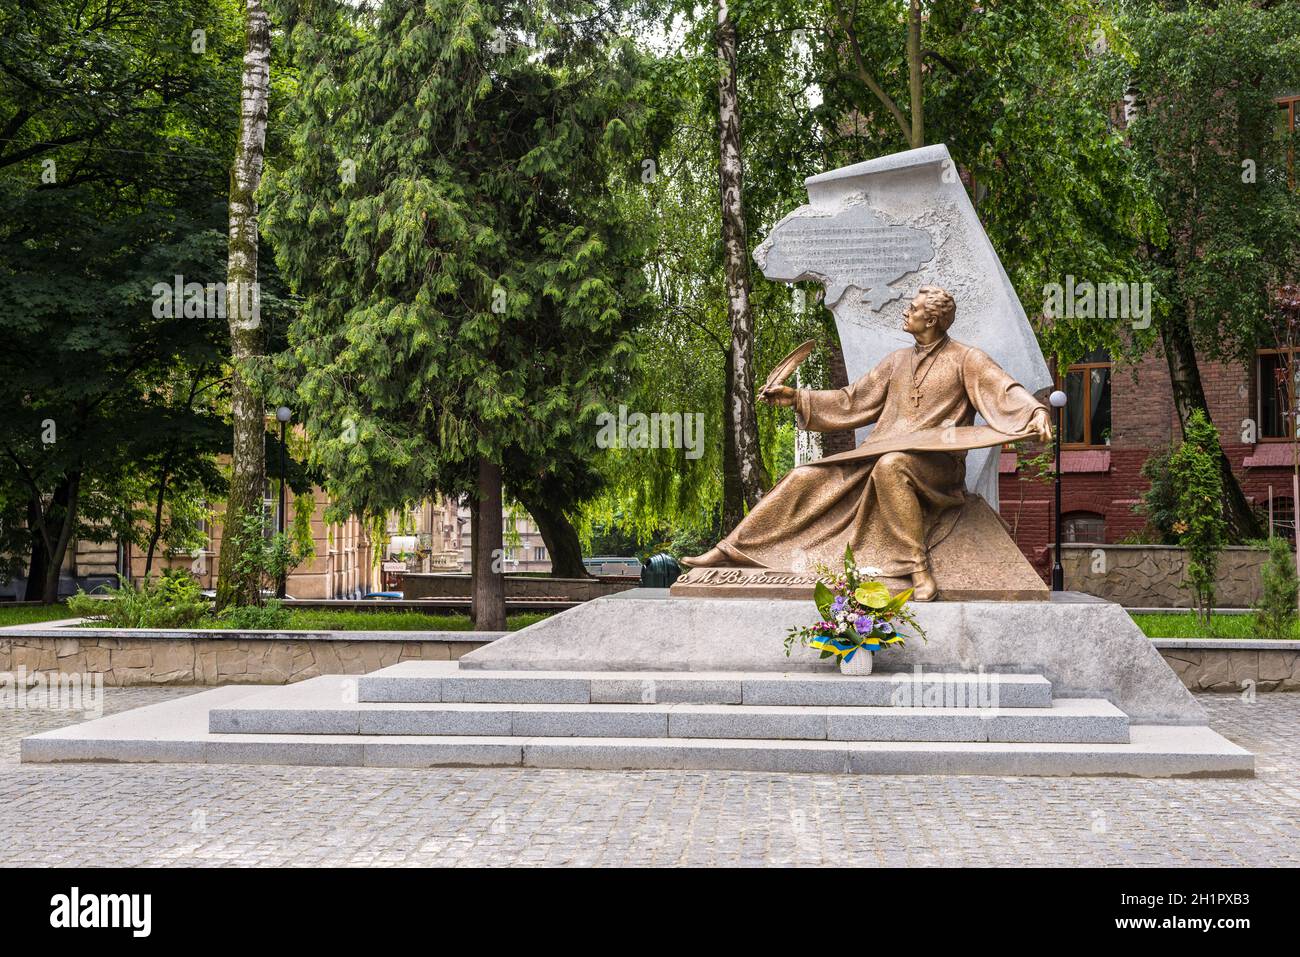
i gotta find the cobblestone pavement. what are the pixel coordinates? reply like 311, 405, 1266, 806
0, 689, 1296, 867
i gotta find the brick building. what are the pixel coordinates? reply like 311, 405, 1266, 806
998, 347, 1298, 581
998, 90, 1300, 577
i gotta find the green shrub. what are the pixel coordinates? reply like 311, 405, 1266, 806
67, 569, 209, 628
217, 599, 292, 631
1169, 411, 1227, 624
1253, 536, 1298, 638
1134, 447, 1179, 545
224, 507, 313, 610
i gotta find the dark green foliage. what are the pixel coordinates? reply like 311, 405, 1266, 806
1123, 0, 1300, 369
264, 0, 655, 527
1253, 536, 1298, 639
1135, 448, 1180, 546
0, 0, 244, 599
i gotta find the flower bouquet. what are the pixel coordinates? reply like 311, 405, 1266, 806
784, 546, 926, 674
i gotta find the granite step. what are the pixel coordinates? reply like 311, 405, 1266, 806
209, 679, 1128, 743
356, 660, 1055, 708
19, 685, 1251, 776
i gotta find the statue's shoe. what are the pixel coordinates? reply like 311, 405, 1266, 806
679, 547, 728, 568
911, 570, 939, 601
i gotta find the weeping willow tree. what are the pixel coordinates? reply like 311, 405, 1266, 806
577, 11, 830, 554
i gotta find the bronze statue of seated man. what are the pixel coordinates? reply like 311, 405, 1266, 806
682, 285, 1052, 601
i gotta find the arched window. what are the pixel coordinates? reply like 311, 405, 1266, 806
1269, 496, 1295, 544
1062, 511, 1106, 544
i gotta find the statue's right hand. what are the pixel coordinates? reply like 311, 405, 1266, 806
760, 384, 797, 407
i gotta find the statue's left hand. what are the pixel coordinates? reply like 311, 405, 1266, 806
1030, 407, 1052, 444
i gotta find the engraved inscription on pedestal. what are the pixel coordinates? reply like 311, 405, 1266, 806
755, 204, 934, 311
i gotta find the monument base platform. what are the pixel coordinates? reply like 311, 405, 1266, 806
461, 590, 1201, 725
670, 496, 1049, 601
21, 591, 1251, 778
21, 663, 1251, 778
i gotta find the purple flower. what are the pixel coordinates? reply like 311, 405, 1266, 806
854, 615, 875, 634
830, 596, 847, 614
878, 621, 895, 635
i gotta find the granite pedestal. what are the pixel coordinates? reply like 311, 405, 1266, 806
20, 591, 1250, 776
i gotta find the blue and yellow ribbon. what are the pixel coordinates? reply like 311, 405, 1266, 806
809, 635, 883, 661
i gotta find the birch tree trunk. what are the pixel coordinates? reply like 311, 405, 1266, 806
721, 341, 745, 532
716, 0, 768, 521
216, 0, 271, 610
907, 0, 924, 148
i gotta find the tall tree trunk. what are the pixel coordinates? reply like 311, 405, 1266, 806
720, 342, 745, 532
23, 496, 47, 602
40, 472, 80, 604
216, 0, 271, 610
468, 493, 480, 627
143, 452, 174, 577
515, 489, 591, 579
472, 458, 507, 631
716, 0, 768, 521
907, 0, 924, 148
1161, 310, 1262, 541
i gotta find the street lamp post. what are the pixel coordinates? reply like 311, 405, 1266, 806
275, 405, 292, 599
1049, 390, 1068, 591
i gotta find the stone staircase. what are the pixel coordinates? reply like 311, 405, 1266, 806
22, 661, 1253, 776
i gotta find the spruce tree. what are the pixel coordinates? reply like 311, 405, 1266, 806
265, 0, 652, 627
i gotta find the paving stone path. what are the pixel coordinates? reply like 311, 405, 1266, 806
0, 688, 1296, 867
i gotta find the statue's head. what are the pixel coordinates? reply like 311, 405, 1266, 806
903, 286, 956, 338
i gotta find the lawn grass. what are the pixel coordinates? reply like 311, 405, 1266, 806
1129, 611, 1299, 640
0, 603, 73, 627
199, 608, 550, 632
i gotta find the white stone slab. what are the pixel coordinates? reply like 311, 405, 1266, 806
19, 687, 1251, 777
459, 593, 1206, 725
358, 660, 1055, 708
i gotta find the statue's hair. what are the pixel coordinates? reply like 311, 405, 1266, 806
917, 285, 956, 331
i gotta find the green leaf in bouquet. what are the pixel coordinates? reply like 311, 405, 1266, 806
855, 580, 891, 609
885, 587, 914, 612
813, 581, 834, 618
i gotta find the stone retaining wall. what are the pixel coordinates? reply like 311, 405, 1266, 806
1062, 544, 1268, 608
1151, 640, 1299, 693
0, 630, 495, 686
3, 631, 1295, 692
400, 573, 637, 602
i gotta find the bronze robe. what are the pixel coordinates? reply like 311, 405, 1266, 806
711, 336, 1046, 576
